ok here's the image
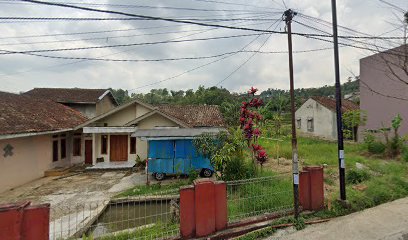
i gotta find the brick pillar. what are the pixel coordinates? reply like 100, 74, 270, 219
0, 202, 29, 240
194, 179, 216, 237
214, 181, 227, 231
180, 186, 195, 239
306, 167, 324, 210
22, 203, 50, 240
300, 166, 324, 211
299, 170, 311, 210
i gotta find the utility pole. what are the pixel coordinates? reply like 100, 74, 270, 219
283, 8, 300, 219
331, 0, 346, 201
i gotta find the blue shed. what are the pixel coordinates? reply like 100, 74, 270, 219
132, 128, 222, 181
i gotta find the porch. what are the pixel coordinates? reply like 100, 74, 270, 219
86, 160, 136, 170
83, 127, 138, 165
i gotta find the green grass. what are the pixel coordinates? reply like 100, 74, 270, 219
260, 136, 408, 219
115, 179, 190, 197
227, 171, 293, 222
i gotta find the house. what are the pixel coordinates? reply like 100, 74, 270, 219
0, 91, 88, 193
0, 91, 224, 193
359, 44, 408, 139
24, 88, 118, 118
295, 96, 359, 140
76, 101, 225, 166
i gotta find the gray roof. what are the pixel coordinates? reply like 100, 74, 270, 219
132, 128, 224, 138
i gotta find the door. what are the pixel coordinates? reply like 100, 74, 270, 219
85, 140, 92, 164
110, 135, 128, 161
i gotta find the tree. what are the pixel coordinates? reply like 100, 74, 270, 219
342, 110, 367, 141
110, 88, 131, 105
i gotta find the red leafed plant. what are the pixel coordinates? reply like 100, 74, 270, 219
240, 87, 268, 166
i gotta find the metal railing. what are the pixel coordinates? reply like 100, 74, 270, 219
50, 189, 180, 240
49, 174, 293, 239
226, 173, 293, 223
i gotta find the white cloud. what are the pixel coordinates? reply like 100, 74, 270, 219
0, 0, 406, 94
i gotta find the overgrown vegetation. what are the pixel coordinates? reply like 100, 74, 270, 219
363, 114, 406, 158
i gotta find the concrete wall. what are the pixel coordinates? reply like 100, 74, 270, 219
295, 98, 337, 140
64, 103, 96, 119
96, 95, 116, 116
0, 133, 75, 193
359, 46, 408, 140
102, 104, 137, 126
89, 102, 181, 161
136, 113, 181, 159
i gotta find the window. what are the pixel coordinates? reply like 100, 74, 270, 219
130, 137, 136, 154
73, 138, 81, 156
296, 118, 301, 129
60, 138, 66, 159
101, 135, 108, 154
307, 118, 314, 132
52, 140, 58, 162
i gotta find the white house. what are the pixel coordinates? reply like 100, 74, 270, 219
295, 96, 359, 140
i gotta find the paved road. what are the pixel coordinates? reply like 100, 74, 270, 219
269, 197, 408, 240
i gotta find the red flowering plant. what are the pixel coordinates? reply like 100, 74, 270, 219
240, 87, 268, 167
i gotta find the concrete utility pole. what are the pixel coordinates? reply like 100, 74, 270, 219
283, 8, 300, 219
331, 0, 346, 201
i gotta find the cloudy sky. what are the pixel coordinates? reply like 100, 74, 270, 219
0, 0, 407, 94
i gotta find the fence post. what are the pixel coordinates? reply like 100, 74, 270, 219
180, 185, 195, 239
22, 203, 50, 240
194, 179, 216, 237
214, 181, 227, 231
0, 201, 30, 240
300, 166, 324, 211
299, 170, 311, 210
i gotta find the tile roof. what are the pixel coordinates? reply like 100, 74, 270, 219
311, 96, 359, 113
24, 88, 109, 104
0, 91, 88, 135
156, 104, 225, 127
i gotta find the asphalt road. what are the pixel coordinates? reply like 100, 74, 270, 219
268, 197, 408, 240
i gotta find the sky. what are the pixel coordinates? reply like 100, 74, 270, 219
0, 0, 407, 94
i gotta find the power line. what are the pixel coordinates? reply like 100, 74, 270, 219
0, 0, 276, 13
215, 19, 282, 86
0, 17, 266, 78
127, 17, 282, 92
0, 33, 268, 55
0, 17, 280, 22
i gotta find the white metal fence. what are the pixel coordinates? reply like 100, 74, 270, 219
50, 189, 180, 240
226, 173, 294, 223
49, 174, 294, 239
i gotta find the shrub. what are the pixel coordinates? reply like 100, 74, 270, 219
367, 141, 386, 154
222, 156, 255, 181
346, 169, 370, 184
402, 145, 408, 162
188, 169, 199, 183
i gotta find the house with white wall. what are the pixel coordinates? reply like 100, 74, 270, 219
295, 96, 359, 140
0, 91, 87, 193
0, 89, 225, 193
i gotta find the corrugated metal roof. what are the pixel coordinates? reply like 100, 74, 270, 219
132, 127, 224, 138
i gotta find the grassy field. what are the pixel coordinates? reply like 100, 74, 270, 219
260, 136, 408, 216
111, 135, 408, 240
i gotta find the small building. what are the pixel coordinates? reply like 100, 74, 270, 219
359, 44, 408, 139
77, 100, 225, 167
295, 96, 359, 140
24, 88, 118, 118
0, 91, 87, 193
0, 89, 225, 193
